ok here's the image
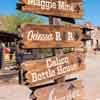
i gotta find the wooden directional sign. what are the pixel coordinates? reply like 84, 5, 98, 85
34, 80, 84, 100
20, 24, 83, 48
20, 0, 83, 18
21, 52, 85, 87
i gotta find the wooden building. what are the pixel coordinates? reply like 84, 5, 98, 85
0, 31, 19, 69
81, 23, 94, 50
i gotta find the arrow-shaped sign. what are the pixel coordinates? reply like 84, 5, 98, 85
21, 52, 85, 87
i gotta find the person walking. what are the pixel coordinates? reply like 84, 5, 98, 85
15, 45, 24, 84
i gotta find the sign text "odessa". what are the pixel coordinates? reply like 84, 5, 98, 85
20, 24, 83, 48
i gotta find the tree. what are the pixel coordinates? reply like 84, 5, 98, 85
2, 11, 45, 33
16, 11, 44, 25
3, 16, 17, 32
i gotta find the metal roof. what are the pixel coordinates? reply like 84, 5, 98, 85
0, 31, 19, 42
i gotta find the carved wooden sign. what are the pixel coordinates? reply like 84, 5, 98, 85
21, 52, 85, 86
34, 80, 84, 100
21, 0, 83, 18
20, 24, 83, 48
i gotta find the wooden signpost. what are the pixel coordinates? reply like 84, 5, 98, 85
20, 0, 83, 19
16, 0, 85, 99
34, 80, 84, 100
20, 24, 83, 48
21, 52, 85, 87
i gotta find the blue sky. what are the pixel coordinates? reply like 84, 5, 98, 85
0, 0, 18, 15
79, 0, 100, 26
0, 0, 100, 26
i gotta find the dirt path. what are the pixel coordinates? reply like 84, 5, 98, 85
80, 52, 100, 100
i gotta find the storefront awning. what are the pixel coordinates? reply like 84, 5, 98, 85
0, 31, 19, 42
